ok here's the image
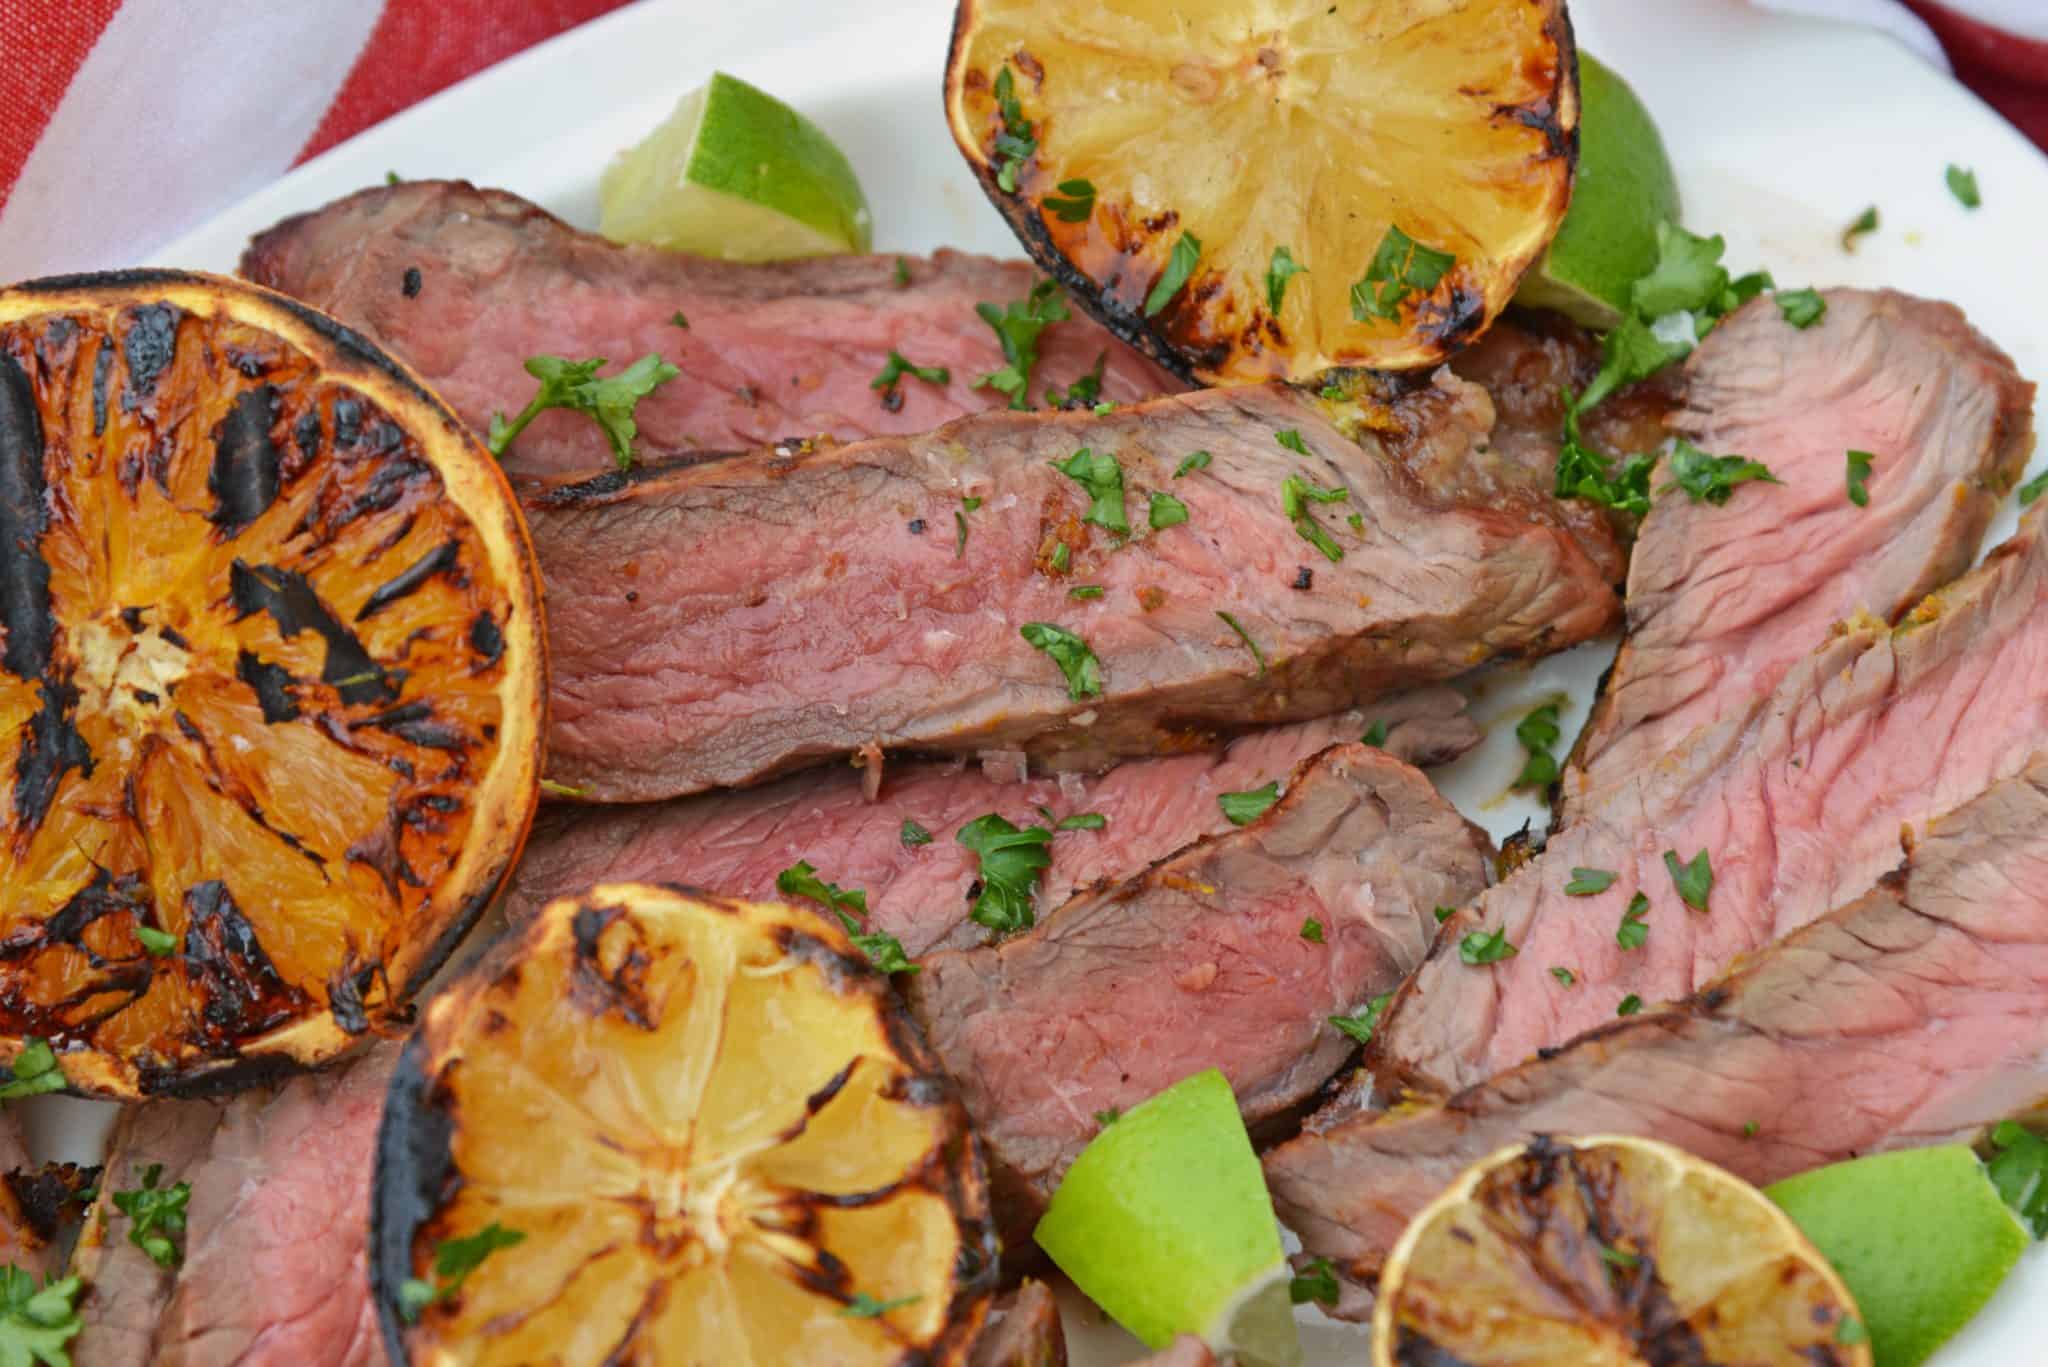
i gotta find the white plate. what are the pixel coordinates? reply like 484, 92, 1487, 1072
121, 0, 2048, 1360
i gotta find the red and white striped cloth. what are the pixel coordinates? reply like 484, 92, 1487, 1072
0, 0, 2041, 281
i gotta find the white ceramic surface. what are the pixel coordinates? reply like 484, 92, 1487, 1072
75, 0, 2047, 1359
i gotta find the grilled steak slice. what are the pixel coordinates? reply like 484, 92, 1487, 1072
1267, 747, 2048, 1304
904, 743, 1492, 1246
532, 379, 1620, 801
509, 693, 1475, 955
238, 180, 1177, 476
1562, 290, 2033, 818
70, 1044, 394, 1366
969, 1280, 1067, 1366
1373, 510, 2048, 1096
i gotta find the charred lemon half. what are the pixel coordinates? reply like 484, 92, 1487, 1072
944, 0, 1577, 384
371, 882, 998, 1366
0, 271, 544, 1097
1374, 1134, 1873, 1367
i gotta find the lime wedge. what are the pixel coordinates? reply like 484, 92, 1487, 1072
1768, 1145, 2029, 1367
598, 71, 872, 261
1034, 1069, 1302, 1367
1513, 52, 1679, 329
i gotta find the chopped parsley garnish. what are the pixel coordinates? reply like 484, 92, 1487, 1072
1598, 1243, 1641, 1270
1554, 406, 1655, 518
111, 1164, 189, 1269
1290, 1257, 1341, 1306
1551, 966, 1576, 987
670, 309, 689, 328
776, 861, 868, 919
1845, 449, 1875, 507
870, 350, 950, 398
1777, 288, 1827, 329
990, 67, 1037, 193
1095, 1107, 1121, 1128
1266, 246, 1308, 314
1216, 610, 1266, 675
957, 814, 1055, 934
1362, 719, 1388, 748
1513, 701, 1563, 790
1174, 450, 1212, 478
1434, 906, 1456, 924
2021, 468, 2048, 507
1564, 867, 1617, 897
963, 495, 984, 512
0, 1266, 80, 1363
1145, 231, 1203, 316
1616, 892, 1651, 951
1946, 164, 1981, 209
842, 1292, 922, 1319
900, 819, 934, 848
1987, 1120, 2048, 1237
1052, 447, 1128, 534
1068, 585, 1104, 600
1048, 541, 1070, 574
1327, 992, 1392, 1044
1283, 475, 1348, 563
0, 1039, 65, 1103
1630, 221, 1730, 319
1617, 993, 1644, 1016
1275, 428, 1310, 456
1044, 177, 1096, 222
1665, 438, 1780, 506
1573, 314, 1695, 419
1346, 512, 1364, 532
1350, 225, 1455, 322
1301, 917, 1325, 944
1218, 782, 1280, 826
1841, 205, 1879, 252
488, 353, 680, 471
1742, 1120, 1760, 1139
1056, 812, 1107, 831
893, 257, 910, 287
135, 926, 177, 957
1045, 351, 1107, 409
1460, 927, 1518, 966
1148, 492, 1190, 530
1021, 622, 1103, 698
400, 1223, 526, 1323
539, 778, 593, 799
1663, 848, 1713, 910
974, 279, 1069, 409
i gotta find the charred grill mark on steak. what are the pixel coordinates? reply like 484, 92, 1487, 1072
355, 539, 461, 621
205, 385, 283, 534
183, 879, 313, 1046
228, 559, 394, 705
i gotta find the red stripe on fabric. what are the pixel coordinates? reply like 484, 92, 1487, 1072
0, 0, 125, 214
1905, 3, 2048, 151
297, 0, 635, 163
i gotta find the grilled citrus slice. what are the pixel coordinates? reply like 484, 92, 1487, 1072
370, 882, 998, 1366
0, 271, 543, 1097
943, 0, 1577, 384
1375, 1135, 1873, 1366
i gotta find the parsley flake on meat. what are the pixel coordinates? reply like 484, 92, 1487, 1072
900, 819, 933, 848
1946, 165, 1981, 209
974, 279, 1070, 410
1459, 927, 1518, 966
1435, 906, 1457, 924
1664, 848, 1713, 910
1148, 492, 1189, 530
1327, 992, 1393, 1044
1987, 1121, 2048, 1236
1617, 993, 1644, 1016
1564, 867, 1618, 897
399, 1223, 526, 1323
1218, 781, 1280, 826
1044, 178, 1096, 223
1362, 719, 1388, 748
1056, 812, 1106, 831
1846, 449, 1875, 507
1275, 428, 1310, 456
842, 1292, 922, 1319
111, 1164, 190, 1269
1554, 407, 1654, 518
1052, 447, 1129, 533
0, 1039, 64, 1104
1616, 892, 1651, 950
1290, 1258, 1341, 1306
1282, 474, 1348, 563
1301, 917, 1325, 944
776, 862, 918, 974
990, 67, 1038, 193
893, 257, 911, 287
1551, 966, 1576, 987
1020, 622, 1103, 699
1265, 245, 1308, 314
1145, 231, 1203, 316
1777, 288, 1827, 329
1044, 350, 1107, 409
0, 1266, 80, 1364
1174, 450, 1212, 478
957, 814, 1055, 935
135, 926, 176, 957
488, 354, 680, 471
1216, 610, 1267, 675
1350, 225, 1456, 322
1513, 701, 1563, 789
1068, 585, 1104, 600
1664, 438, 1780, 506
870, 350, 951, 400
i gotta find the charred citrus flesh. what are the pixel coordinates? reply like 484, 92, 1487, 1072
0, 275, 542, 1096
377, 884, 996, 1366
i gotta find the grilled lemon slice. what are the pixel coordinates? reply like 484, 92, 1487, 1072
370, 882, 998, 1365
943, 0, 1577, 384
0, 272, 543, 1098
1375, 1135, 1873, 1366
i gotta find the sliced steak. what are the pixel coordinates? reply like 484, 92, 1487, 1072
71, 1044, 394, 1366
1267, 747, 2048, 1303
532, 379, 1620, 801
1562, 290, 2033, 817
238, 180, 1177, 475
904, 743, 1492, 1246
1374, 508, 2048, 1096
969, 1279, 1067, 1367
509, 693, 1476, 955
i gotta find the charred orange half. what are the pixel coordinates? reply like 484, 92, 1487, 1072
371, 883, 998, 1366
0, 271, 544, 1097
